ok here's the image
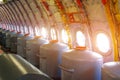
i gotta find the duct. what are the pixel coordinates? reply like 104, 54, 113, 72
0, 54, 52, 80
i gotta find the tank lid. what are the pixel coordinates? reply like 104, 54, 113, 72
50, 40, 58, 43
63, 50, 103, 61
24, 33, 29, 36
17, 32, 21, 34
41, 42, 69, 51
75, 46, 86, 50
34, 36, 41, 39
102, 62, 120, 78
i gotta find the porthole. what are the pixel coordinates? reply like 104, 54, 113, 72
96, 33, 110, 53
50, 28, 57, 40
61, 29, 68, 43
76, 31, 86, 47
41, 27, 47, 39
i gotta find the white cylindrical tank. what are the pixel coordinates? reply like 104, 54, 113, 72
16, 32, 24, 52
39, 41, 69, 78
26, 36, 48, 67
3, 30, 9, 49
1, 29, 7, 48
10, 31, 17, 53
102, 62, 120, 80
17, 34, 33, 58
17, 34, 25, 57
0, 28, 3, 45
5, 30, 11, 50
60, 49, 103, 80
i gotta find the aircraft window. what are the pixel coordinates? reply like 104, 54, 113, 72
76, 31, 86, 47
29, 27, 34, 36
51, 28, 57, 40
41, 27, 47, 39
0, 0, 3, 3
61, 29, 68, 43
35, 27, 40, 36
96, 33, 110, 53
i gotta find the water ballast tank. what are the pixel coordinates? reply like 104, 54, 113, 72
22, 34, 34, 58
17, 33, 26, 57
40, 41, 69, 79
102, 62, 120, 80
60, 48, 103, 80
5, 30, 11, 51
26, 36, 48, 67
10, 32, 23, 53
1, 29, 7, 49
0, 28, 3, 45
16, 32, 24, 47
10, 31, 17, 53
17, 34, 33, 58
